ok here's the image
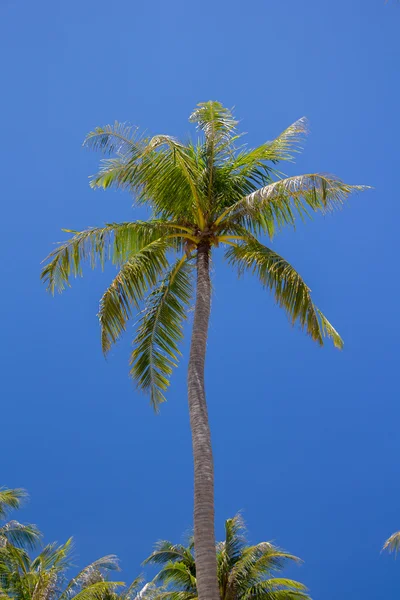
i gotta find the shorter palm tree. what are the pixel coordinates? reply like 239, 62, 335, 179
383, 531, 400, 555
0, 488, 40, 550
0, 537, 122, 600
143, 514, 309, 600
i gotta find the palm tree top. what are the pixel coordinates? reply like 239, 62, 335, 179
0, 536, 123, 600
41, 101, 370, 410
143, 514, 310, 600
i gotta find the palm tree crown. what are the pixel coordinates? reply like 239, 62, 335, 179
0, 537, 122, 600
41, 101, 368, 411
143, 514, 309, 600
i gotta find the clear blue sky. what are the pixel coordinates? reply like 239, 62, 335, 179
1, 0, 399, 597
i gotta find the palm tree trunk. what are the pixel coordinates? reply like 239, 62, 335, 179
187, 241, 220, 600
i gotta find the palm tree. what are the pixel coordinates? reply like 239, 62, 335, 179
143, 514, 309, 600
0, 488, 40, 550
383, 531, 400, 555
0, 536, 122, 600
41, 101, 368, 600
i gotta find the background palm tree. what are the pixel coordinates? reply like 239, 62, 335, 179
0, 536, 122, 600
0, 488, 40, 550
42, 101, 368, 600
143, 514, 309, 600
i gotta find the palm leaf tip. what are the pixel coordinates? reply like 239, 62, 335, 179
383, 531, 400, 555
226, 240, 343, 350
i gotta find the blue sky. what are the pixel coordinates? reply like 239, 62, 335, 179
1, 0, 399, 597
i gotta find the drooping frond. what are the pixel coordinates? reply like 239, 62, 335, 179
152, 563, 196, 593
89, 138, 204, 224
241, 578, 309, 600
0, 522, 41, 550
60, 555, 120, 600
130, 257, 193, 410
0, 490, 27, 520
226, 239, 344, 349
189, 101, 238, 147
70, 581, 124, 600
41, 221, 183, 295
98, 239, 170, 354
143, 542, 195, 568
83, 122, 143, 156
217, 174, 369, 236
383, 531, 400, 555
228, 542, 301, 595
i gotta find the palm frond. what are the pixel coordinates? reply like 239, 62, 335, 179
383, 531, 400, 555
71, 581, 124, 600
0, 490, 27, 519
98, 238, 170, 354
130, 257, 193, 411
41, 221, 179, 294
152, 563, 196, 592
31, 539, 74, 573
224, 515, 247, 566
217, 174, 369, 236
189, 101, 237, 146
83, 122, 142, 156
61, 556, 120, 600
226, 239, 344, 349
90, 140, 204, 224
261, 117, 308, 162
0, 522, 41, 550
241, 578, 309, 600
143, 542, 194, 568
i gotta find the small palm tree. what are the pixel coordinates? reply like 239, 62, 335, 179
42, 101, 368, 600
0, 488, 40, 550
0, 537, 122, 600
383, 531, 400, 555
143, 514, 309, 600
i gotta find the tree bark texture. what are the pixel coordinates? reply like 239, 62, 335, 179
187, 242, 220, 600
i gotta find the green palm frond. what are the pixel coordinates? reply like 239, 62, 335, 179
217, 174, 369, 236
41, 221, 183, 294
152, 563, 196, 592
226, 239, 344, 349
262, 117, 308, 162
224, 515, 247, 566
72, 582, 124, 600
31, 539, 74, 573
189, 101, 238, 147
0, 522, 41, 550
90, 139, 204, 225
61, 555, 120, 599
383, 531, 400, 555
98, 238, 171, 354
143, 542, 194, 568
0, 491, 27, 520
130, 257, 193, 411
83, 122, 143, 156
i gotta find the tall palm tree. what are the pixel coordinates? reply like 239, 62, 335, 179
0, 488, 40, 550
0, 537, 122, 600
41, 101, 368, 600
143, 514, 309, 600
